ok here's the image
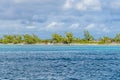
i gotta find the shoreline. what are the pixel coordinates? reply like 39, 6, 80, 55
0, 43, 120, 46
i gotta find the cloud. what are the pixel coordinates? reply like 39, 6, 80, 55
26, 26, 36, 29
111, 0, 120, 9
13, 0, 25, 3
85, 23, 110, 33
64, 0, 73, 9
102, 27, 110, 33
0, 20, 22, 28
45, 22, 64, 31
77, 0, 101, 11
85, 23, 95, 30
63, 0, 101, 11
47, 22, 58, 29
69, 23, 80, 29
0, 0, 119, 38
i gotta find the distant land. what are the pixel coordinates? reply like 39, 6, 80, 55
0, 30, 120, 45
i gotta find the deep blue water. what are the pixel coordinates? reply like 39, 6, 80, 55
0, 45, 120, 80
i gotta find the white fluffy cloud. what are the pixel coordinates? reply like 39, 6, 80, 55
47, 22, 58, 29
85, 23, 110, 33
69, 23, 80, 29
26, 26, 36, 29
85, 23, 95, 30
64, 0, 101, 11
45, 22, 64, 31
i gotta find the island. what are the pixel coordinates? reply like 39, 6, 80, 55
0, 30, 120, 45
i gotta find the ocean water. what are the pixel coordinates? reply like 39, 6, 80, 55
0, 45, 120, 80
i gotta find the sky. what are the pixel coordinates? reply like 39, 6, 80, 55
0, 0, 120, 39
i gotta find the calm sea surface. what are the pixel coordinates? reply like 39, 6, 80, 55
0, 45, 120, 80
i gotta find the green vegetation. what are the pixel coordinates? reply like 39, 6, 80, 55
114, 34, 120, 43
0, 34, 41, 44
52, 33, 64, 43
84, 30, 94, 41
23, 34, 40, 44
64, 32, 73, 44
0, 31, 120, 45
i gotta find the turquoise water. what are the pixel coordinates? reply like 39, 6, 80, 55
0, 45, 120, 80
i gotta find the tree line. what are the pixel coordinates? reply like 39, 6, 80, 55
0, 31, 120, 44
